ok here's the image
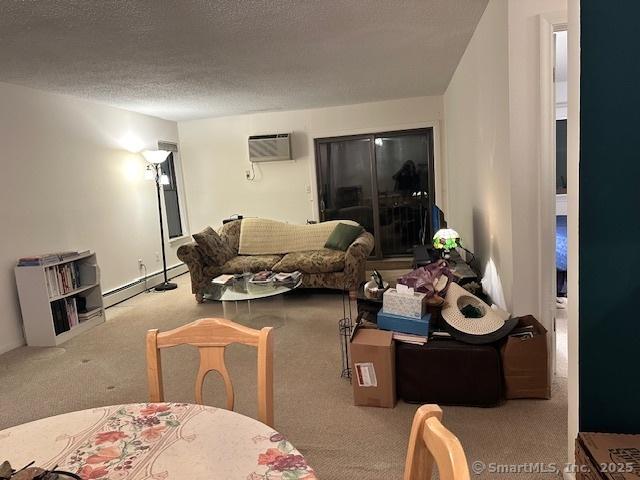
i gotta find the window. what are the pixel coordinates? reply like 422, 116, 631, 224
159, 151, 186, 239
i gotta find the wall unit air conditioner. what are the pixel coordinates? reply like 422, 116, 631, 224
248, 133, 292, 162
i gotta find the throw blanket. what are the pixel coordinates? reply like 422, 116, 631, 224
238, 218, 359, 255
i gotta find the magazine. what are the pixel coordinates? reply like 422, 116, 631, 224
249, 271, 275, 283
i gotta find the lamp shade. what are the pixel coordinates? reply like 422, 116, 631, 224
142, 150, 170, 164
433, 228, 460, 250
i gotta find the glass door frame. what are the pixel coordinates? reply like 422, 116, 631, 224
314, 127, 435, 259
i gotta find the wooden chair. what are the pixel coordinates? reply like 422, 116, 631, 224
404, 405, 470, 480
146, 318, 274, 427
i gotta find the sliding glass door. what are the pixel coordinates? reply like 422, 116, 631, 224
315, 128, 435, 258
375, 132, 433, 256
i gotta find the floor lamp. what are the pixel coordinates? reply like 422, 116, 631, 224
143, 150, 177, 291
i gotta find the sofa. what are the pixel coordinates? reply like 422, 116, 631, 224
177, 218, 375, 303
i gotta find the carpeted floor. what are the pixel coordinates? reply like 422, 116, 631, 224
0, 274, 567, 479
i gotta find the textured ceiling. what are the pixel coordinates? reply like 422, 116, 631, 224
0, 0, 488, 121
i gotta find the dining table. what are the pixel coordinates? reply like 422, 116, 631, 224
0, 402, 317, 480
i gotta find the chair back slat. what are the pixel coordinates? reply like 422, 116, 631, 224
194, 346, 234, 409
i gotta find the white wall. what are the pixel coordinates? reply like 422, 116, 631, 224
508, 0, 566, 320
443, 0, 566, 317
443, 0, 513, 310
178, 96, 444, 233
0, 82, 181, 353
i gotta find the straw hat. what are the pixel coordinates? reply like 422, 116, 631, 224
441, 282, 517, 344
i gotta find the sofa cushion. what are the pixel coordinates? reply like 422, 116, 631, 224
192, 227, 235, 265
220, 255, 283, 274
324, 223, 364, 251
238, 218, 360, 255
273, 249, 346, 274
217, 220, 241, 254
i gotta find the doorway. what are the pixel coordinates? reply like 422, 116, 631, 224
554, 29, 568, 381
541, 11, 574, 466
314, 128, 435, 258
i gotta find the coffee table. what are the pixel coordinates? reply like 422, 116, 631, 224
204, 274, 302, 302
204, 274, 303, 325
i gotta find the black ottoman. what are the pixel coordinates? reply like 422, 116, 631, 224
396, 339, 503, 407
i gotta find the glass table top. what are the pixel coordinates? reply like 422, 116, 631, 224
203, 274, 303, 302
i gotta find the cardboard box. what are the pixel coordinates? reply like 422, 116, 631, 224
575, 435, 602, 480
377, 311, 430, 336
576, 432, 640, 479
500, 315, 550, 399
382, 287, 426, 319
350, 328, 396, 408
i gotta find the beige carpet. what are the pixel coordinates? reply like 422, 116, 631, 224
0, 274, 567, 479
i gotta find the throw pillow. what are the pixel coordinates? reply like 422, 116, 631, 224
324, 223, 364, 251
192, 227, 235, 265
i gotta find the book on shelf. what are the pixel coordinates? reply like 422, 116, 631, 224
51, 297, 80, 335
66, 297, 79, 328
17, 250, 89, 267
45, 262, 85, 298
18, 255, 60, 266
51, 301, 65, 335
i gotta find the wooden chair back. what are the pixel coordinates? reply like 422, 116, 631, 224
146, 318, 274, 427
404, 405, 470, 480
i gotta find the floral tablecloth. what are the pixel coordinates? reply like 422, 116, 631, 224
0, 403, 317, 480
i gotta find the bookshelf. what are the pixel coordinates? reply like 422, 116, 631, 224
15, 252, 105, 347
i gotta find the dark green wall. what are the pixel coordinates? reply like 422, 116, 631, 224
580, 2, 640, 433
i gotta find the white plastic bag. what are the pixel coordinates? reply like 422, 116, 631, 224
481, 258, 508, 311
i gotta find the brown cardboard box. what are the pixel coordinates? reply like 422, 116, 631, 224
575, 435, 603, 480
576, 432, 640, 479
500, 315, 551, 399
350, 328, 396, 408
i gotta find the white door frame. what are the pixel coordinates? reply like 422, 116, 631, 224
566, 0, 580, 468
540, 5, 580, 470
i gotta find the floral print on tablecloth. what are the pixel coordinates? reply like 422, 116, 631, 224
1, 402, 316, 480
248, 432, 318, 480
63, 403, 190, 480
